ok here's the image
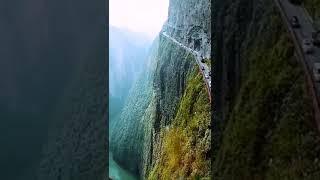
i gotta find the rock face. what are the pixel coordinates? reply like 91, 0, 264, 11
164, 0, 211, 59
214, 0, 320, 179
110, 0, 211, 179
110, 37, 159, 175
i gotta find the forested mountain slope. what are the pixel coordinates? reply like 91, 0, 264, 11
214, 0, 320, 179
110, 0, 211, 179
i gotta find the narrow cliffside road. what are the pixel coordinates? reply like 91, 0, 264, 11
275, 0, 320, 130
162, 32, 212, 100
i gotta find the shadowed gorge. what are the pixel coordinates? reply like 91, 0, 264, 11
0, 0, 107, 179
108, 26, 152, 180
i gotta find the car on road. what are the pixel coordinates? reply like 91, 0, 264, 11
312, 31, 320, 46
290, 16, 300, 28
205, 74, 209, 79
302, 39, 314, 54
313, 63, 320, 82
209, 71, 211, 76
289, 0, 302, 5
209, 81, 211, 88
201, 58, 205, 63
201, 66, 205, 70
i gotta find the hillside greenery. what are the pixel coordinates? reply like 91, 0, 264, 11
213, 13, 320, 179
304, 0, 320, 20
148, 67, 211, 180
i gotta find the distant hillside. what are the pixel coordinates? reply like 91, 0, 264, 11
109, 26, 152, 102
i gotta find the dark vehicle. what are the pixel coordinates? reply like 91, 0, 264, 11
201, 58, 205, 63
290, 16, 300, 28
312, 31, 320, 46
289, 0, 302, 5
302, 39, 314, 54
209, 71, 211, 76
201, 66, 205, 70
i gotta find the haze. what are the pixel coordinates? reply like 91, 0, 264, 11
110, 0, 169, 38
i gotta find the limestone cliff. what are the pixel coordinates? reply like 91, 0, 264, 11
110, 0, 211, 179
164, 0, 211, 59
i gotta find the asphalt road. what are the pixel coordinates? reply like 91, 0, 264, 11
166, 23, 184, 31
276, 0, 320, 129
278, 0, 320, 91
162, 32, 211, 98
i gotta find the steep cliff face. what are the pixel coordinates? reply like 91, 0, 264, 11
214, 0, 320, 179
110, 37, 159, 175
147, 55, 211, 179
165, 0, 211, 58
110, 0, 211, 179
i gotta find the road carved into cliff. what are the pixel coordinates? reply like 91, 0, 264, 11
275, 0, 320, 131
162, 32, 211, 101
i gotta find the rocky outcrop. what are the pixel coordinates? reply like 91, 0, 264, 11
163, 0, 211, 59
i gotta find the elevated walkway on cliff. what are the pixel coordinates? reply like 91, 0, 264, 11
161, 31, 211, 101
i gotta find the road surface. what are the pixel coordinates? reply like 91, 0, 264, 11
166, 23, 184, 31
162, 32, 212, 99
275, 0, 320, 129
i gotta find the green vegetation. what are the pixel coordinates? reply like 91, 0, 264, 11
111, 34, 212, 178
203, 58, 211, 68
304, 0, 320, 20
148, 67, 211, 180
213, 14, 320, 179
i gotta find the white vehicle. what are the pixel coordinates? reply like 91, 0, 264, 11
313, 62, 320, 82
302, 39, 314, 54
209, 81, 211, 88
205, 74, 209, 79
